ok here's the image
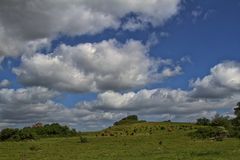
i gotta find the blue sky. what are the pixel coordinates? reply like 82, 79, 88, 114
0, 0, 240, 131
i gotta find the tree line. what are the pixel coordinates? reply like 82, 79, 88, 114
192, 102, 240, 140
0, 123, 78, 141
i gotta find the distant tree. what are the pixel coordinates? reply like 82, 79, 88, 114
234, 102, 240, 114
190, 126, 228, 141
79, 136, 88, 143
122, 115, 138, 121
211, 114, 232, 129
231, 102, 240, 126
18, 127, 38, 140
231, 102, 240, 137
0, 128, 18, 141
196, 117, 210, 126
0, 123, 78, 141
113, 115, 142, 125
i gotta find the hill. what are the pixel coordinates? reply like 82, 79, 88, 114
1, 117, 240, 160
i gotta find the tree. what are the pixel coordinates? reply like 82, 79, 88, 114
232, 102, 240, 126
211, 114, 231, 129
113, 115, 143, 125
196, 117, 210, 125
0, 128, 18, 141
234, 102, 240, 117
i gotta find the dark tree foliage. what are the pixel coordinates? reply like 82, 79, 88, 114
0, 128, 18, 141
190, 126, 228, 141
196, 117, 210, 126
232, 102, 240, 126
211, 114, 232, 130
234, 102, 240, 116
192, 102, 240, 140
0, 123, 78, 141
122, 115, 138, 121
113, 115, 146, 125
79, 136, 88, 143
230, 102, 240, 137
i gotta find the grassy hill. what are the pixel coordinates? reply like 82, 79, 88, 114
1, 119, 240, 160
98, 121, 197, 137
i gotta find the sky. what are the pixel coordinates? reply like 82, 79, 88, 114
0, 0, 240, 131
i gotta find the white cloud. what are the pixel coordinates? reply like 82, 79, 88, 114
2, 60, 240, 130
160, 32, 170, 38
1, 85, 238, 130
190, 61, 240, 98
121, 17, 147, 31
14, 39, 181, 92
0, 86, 126, 130
0, 87, 60, 124
89, 88, 238, 116
0, 79, 10, 88
0, 0, 181, 57
0, 87, 58, 104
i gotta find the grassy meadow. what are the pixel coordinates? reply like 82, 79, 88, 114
1, 122, 240, 160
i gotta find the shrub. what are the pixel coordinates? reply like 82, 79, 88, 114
228, 126, 240, 138
196, 117, 210, 126
113, 115, 146, 125
0, 123, 78, 142
160, 126, 165, 130
18, 128, 38, 140
79, 136, 88, 143
211, 114, 232, 129
190, 126, 228, 141
0, 128, 38, 141
0, 128, 18, 141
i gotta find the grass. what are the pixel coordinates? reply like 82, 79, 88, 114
0, 122, 240, 160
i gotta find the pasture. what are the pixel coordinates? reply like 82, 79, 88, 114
0, 122, 240, 160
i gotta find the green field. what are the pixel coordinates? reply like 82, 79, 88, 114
0, 122, 240, 160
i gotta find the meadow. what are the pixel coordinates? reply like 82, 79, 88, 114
1, 122, 240, 160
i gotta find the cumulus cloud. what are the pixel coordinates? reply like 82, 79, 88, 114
0, 79, 10, 88
69, 86, 239, 126
0, 0, 181, 56
93, 88, 237, 114
2, 61, 240, 130
121, 17, 147, 31
1, 85, 238, 130
0, 86, 125, 130
190, 61, 240, 98
0, 87, 59, 123
14, 39, 181, 92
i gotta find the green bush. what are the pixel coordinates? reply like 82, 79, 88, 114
113, 115, 146, 126
0, 123, 78, 142
211, 114, 232, 129
190, 126, 228, 141
79, 136, 88, 143
228, 126, 240, 138
0, 128, 18, 141
196, 117, 210, 126
18, 128, 38, 141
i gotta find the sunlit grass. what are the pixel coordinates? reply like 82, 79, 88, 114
0, 122, 240, 160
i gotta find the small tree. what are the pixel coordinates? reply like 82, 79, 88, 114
0, 128, 18, 141
231, 102, 240, 137
79, 136, 88, 143
234, 102, 240, 116
196, 117, 210, 125
233, 102, 240, 126
211, 114, 232, 129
